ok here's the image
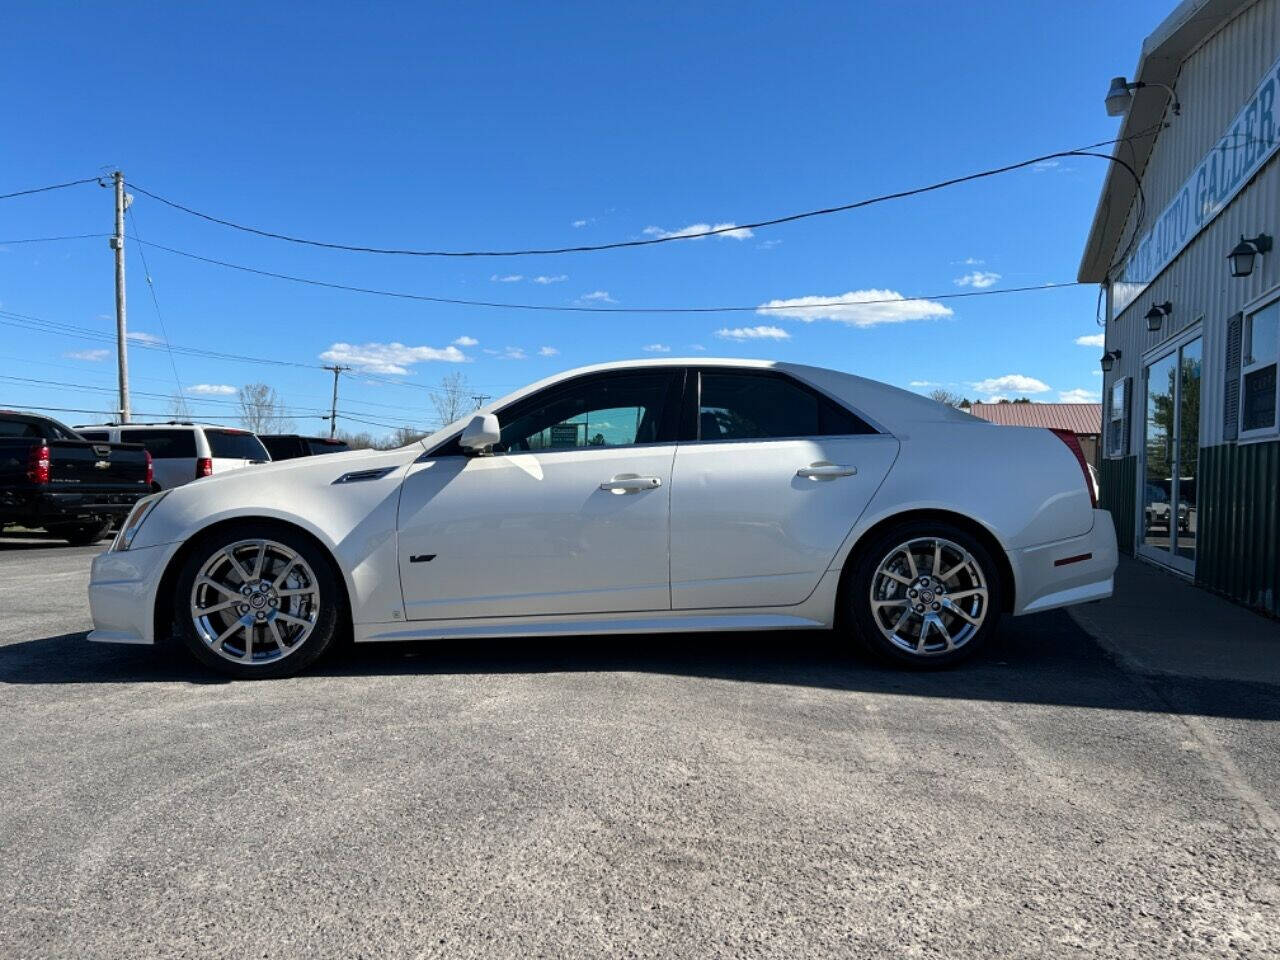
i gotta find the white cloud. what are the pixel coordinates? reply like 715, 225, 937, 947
501, 346, 527, 360
578, 290, 616, 304
1092, 370, 1103, 377
958, 257, 985, 266
571, 219, 589, 228
537, 346, 559, 356
127, 331, 165, 345
532, 275, 567, 284
1032, 159, 1060, 171
319, 341, 468, 375
954, 270, 1001, 289
757, 239, 783, 250
757, 289, 953, 327
643, 343, 671, 353
1075, 333, 1105, 348
642, 222, 754, 241
453, 335, 479, 346
186, 383, 237, 396
690, 344, 707, 351
64, 349, 109, 362
971, 374, 1051, 398
909, 379, 939, 388
490, 274, 524, 283
715, 325, 791, 342
1059, 388, 1101, 403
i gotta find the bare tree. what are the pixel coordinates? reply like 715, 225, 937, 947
391, 425, 430, 447
431, 371, 470, 427
237, 382, 295, 433
928, 388, 964, 408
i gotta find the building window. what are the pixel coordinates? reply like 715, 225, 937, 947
1106, 377, 1128, 457
1240, 295, 1280, 440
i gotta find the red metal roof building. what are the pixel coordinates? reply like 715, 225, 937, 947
968, 403, 1102, 464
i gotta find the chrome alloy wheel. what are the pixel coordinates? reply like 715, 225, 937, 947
868, 537, 989, 656
189, 539, 321, 665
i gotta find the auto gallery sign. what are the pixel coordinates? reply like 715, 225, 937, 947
1112, 52, 1280, 316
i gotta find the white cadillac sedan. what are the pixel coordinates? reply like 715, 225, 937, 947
88, 359, 1117, 678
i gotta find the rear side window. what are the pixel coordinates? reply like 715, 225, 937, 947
206, 429, 269, 460
258, 436, 300, 460
307, 439, 350, 455
120, 428, 197, 458
697, 372, 872, 441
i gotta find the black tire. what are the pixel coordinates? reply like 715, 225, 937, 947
842, 520, 1003, 669
49, 519, 113, 547
173, 522, 344, 679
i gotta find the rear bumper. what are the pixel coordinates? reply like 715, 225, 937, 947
1, 489, 146, 525
1010, 509, 1118, 615
87, 541, 181, 645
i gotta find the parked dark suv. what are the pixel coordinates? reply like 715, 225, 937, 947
257, 434, 351, 461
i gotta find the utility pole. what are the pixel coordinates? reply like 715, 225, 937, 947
470, 394, 491, 410
323, 364, 350, 438
109, 171, 131, 423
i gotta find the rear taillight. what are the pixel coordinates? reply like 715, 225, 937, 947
1050, 428, 1097, 508
27, 443, 51, 484
196, 457, 213, 478
144, 450, 154, 487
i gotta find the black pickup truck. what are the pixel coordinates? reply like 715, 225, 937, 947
0, 411, 152, 546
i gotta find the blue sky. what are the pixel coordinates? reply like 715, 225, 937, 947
1, 1, 1167, 434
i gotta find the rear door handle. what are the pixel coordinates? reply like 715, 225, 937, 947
600, 475, 662, 493
796, 462, 857, 479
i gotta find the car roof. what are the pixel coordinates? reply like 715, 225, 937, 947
72, 422, 245, 431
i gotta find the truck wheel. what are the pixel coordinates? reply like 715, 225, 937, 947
50, 520, 114, 546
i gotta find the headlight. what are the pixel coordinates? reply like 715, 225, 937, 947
111, 491, 169, 551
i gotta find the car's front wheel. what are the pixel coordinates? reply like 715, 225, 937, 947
844, 521, 1002, 668
173, 524, 343, 679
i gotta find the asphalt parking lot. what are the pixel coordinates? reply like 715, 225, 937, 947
1, 533, 1277, 959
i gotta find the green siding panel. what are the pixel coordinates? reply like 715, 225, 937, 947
1199, 441, 1280, 616
1099, 457, 1137, 555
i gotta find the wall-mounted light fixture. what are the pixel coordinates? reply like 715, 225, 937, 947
1228, 233, 1273, 278
1145, 301, 1173, 332
1105, 76, 1181, 117
1100, 349, 1122, 373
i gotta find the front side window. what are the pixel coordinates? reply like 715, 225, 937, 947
1241, 298, 1279, 436
496, 372, 673, 453
697, 371, 870, 441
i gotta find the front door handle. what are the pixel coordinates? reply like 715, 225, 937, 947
796, 462, 857, 479
600, 475, 662, 493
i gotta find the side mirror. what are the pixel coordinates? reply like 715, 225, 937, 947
459, 413, 500, 454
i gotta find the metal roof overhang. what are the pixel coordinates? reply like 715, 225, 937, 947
1077, 0, 1250, 283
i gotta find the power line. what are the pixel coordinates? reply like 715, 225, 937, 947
0, 233, 111, 245
133, 238, 1084, 313
125, 135, 1149, 258
127, 206, 189, 416
0, 177, 101, 202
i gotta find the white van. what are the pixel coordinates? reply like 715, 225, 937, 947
74, 422, 270, 490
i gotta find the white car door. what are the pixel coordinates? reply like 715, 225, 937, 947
397, 369, 681, 620
670, 369, 899, 609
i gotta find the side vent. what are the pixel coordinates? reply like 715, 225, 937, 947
332, 466, 396, 485
1223, 312, 1243, 442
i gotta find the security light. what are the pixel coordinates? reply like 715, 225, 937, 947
1145, 302, 1172, 332
1228, 234, 1273, 278
1100, 350, 1121, 373
1105, 76, 1180, 117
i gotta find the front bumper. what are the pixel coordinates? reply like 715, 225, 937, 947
1010, 509, 1118, 615
87, 541, 182, 645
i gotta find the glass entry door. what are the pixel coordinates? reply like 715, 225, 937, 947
1139, 336, 1201, 574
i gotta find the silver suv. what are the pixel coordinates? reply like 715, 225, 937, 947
74, 422, 270, 490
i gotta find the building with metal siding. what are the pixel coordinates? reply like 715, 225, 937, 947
1080, 0, 1280, 614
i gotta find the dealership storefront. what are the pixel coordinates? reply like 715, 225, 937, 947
1080, 0, 1280, 613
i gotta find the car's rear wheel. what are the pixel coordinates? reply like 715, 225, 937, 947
173, 524, 342, 679
844, 521, 1002, 668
